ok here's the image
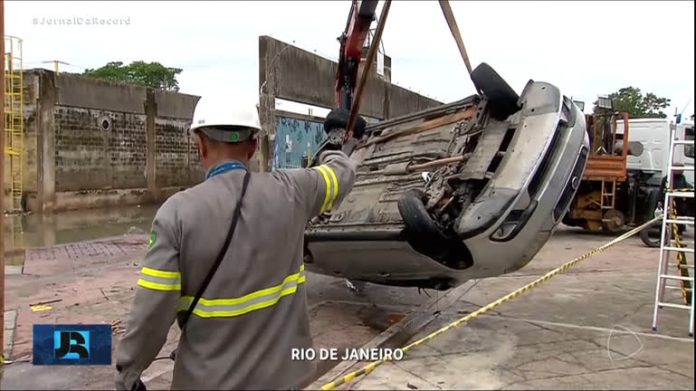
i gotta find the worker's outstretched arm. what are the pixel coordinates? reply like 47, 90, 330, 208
287, 108, 361, 218
114, 198, 182, 391
302, 149, 357, 217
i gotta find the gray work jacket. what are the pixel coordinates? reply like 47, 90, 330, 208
115, 150, 356, 390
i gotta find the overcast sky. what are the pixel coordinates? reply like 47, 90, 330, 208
6, 1, 695, 119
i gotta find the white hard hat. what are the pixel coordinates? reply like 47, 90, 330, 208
191, 100, 262, 143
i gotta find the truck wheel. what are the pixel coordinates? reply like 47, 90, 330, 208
645, 188, 661, 222
397, 189, 473, 270
602, 209, 625, 233
471, 63, 521, 121
640, 187, 663, 248
640, 220, 663, 248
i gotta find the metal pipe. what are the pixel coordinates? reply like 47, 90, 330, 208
409, 156, 465, 171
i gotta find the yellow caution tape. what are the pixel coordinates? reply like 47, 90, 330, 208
30, 305, 53, 312
321, 216, 661, 390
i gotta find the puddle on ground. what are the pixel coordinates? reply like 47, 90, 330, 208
4, 204, 160, 266
358, 307, 406, 332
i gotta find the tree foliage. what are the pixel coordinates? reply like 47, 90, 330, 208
83, 61, 182, 91
593, 86, 671, 118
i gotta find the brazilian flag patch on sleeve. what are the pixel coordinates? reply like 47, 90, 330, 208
148, 231, 158, 249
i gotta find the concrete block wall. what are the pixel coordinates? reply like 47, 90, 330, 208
53, 107, 148, 191
256, 36, 443, 172
3, 69, 201, 214
155, 117, 203, 188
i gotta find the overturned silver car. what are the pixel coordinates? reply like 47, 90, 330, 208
304, 64, 589, 290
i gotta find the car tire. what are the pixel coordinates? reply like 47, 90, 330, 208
471, 62, 521, 121
397, 189, 473, 269
324, 108, 367, 139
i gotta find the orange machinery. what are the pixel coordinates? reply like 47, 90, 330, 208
564, 112, 631, 232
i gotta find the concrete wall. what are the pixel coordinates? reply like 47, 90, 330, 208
3, 69, 201, 213
53, 106, 148, 191
5, 37, 443, 210
22, 73, 40, 195
256, 36, 442, 171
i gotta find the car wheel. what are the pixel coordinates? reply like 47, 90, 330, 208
324, 107, 367, 139
471, 62, 521, 121
397, 189, 473, 269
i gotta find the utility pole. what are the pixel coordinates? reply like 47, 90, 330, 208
1, 0, 6, 363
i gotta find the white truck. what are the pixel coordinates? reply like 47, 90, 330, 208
615, 118, 694, 246
617, 118, 694, 185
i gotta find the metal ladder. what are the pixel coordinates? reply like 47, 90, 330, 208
600, 179, 617, 211
651, 123, 695, 336
3, 35, 24, 212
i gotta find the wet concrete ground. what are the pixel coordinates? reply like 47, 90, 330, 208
0, 221, 431, 389
1, 221, 694, 390
321, 229, 695, 390
3, 204, 159, 266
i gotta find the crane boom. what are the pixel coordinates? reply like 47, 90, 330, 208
335, 0, 378, 111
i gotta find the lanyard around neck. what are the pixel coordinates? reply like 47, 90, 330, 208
206, 161, 247, 180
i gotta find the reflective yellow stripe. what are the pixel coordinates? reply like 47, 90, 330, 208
181, 269, 303, 306
138, 267, 181, 292
141, 267, 181, 279
314, 165, 333, 213
178, 264, 306, 318
137, 279, 181, 292
324, 165, 340, 210
186, 285, 301, 318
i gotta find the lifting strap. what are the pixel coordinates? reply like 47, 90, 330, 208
438, 0, 474, 76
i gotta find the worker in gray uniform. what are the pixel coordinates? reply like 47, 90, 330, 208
114, 104, 364, 390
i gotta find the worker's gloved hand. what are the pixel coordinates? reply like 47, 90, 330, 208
323, 108, 367, 151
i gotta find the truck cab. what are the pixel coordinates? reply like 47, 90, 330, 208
616, 118, 694, 186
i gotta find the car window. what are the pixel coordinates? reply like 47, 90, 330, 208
686, 127, 694, 158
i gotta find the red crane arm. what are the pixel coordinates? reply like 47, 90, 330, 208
335, 0, 378, 111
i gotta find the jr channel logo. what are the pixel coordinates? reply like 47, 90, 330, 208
33, 324, 112, 365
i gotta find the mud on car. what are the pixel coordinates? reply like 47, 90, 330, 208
304, 63, 590, 290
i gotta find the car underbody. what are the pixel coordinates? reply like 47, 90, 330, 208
304, 63, 589, 290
